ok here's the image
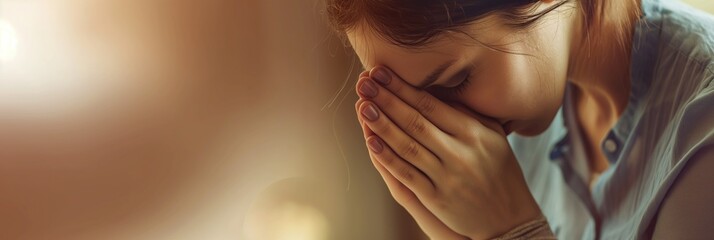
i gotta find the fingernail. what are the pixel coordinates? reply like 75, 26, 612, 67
367, 137, 383, 153
358, 80, 378, 98
361, 103, 379, 121
371, 68, 391, 85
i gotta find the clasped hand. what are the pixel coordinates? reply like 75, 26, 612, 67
355, 67, 543, 240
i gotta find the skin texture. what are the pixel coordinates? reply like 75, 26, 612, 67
355, 69, 543, 239
347, 0, 640, 238
348, 8, 573, 138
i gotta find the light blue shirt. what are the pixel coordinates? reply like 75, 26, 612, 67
508, 0, 714, 239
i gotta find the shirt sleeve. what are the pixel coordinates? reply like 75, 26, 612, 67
490, 216, 557, 240
651, 145, 714, 239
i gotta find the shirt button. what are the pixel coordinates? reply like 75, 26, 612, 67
561, 145, 570, 153
604, 139, 618, 153
550, 148, 562, 160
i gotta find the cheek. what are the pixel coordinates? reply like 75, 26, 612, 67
457, 52, 564, 122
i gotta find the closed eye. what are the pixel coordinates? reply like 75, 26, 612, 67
448, 72, 472, 95
427, 70, 472, 96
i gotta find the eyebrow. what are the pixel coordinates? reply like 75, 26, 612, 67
416, 60, 456, 89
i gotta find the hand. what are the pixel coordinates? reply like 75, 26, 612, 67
355, 67, 543, 239
355, 71, 469, 240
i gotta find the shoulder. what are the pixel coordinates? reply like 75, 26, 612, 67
671, 77, 714, 161
649, 145, 714, 239
637, 66, 714, 239
647, 0, 714, 92
658, 0, 714, 65
640, 0, 714, 160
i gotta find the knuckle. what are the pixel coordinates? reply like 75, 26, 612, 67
380, 95, 396, 110
459, 123, 481, 143
397, 166, 415, 183
420, 183, 438, 200
391, 80, 405, 94
391, 186, 415, 205
393, 194, 416, 208
399, 140, 421, 159
372, 117, 391, 134
406, 112, 427, 135
415, 93, 436, 115
379, 153, 395, 165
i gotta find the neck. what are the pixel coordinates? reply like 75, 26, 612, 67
567, 0, 641, 123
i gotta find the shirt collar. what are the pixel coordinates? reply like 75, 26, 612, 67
611, 0, 663, 142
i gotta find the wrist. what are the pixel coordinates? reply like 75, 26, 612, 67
470, 179, 544, 239
487, 216, 555, 240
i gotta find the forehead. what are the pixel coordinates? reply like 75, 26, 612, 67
344, 15, 515, 87
346, 26, 467, 86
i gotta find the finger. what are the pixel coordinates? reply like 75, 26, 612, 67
361, 116, 466, 240
359, 70, 370, 79
356, 99, 375, 137
357, 77, 454, 158
449, 102, 507, 136
354, 70, 371, 97
369, 67, 475, 136
369, 151, 468, 240
364, 134, 435, 198
359, 101, 442, 178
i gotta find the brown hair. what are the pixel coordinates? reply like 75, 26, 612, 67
326, 0, 641, 51
326, 0, 573, 48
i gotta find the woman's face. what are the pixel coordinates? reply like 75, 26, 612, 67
347, 6, 575, 136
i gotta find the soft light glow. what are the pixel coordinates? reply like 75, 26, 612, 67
274, 202, 329, 240
244, 201, 330, 240
0, 19, 18, 62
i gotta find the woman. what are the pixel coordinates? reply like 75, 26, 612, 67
327, 0, 714, 239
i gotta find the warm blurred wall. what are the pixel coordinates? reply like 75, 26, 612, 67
682, 0, 714, 13
240, 1, 412, 240
0, 0, 417, 239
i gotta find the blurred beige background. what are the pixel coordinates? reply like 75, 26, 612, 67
0, 0, 402, 239
0, 1, 712, 240
683, 0, 714, 13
